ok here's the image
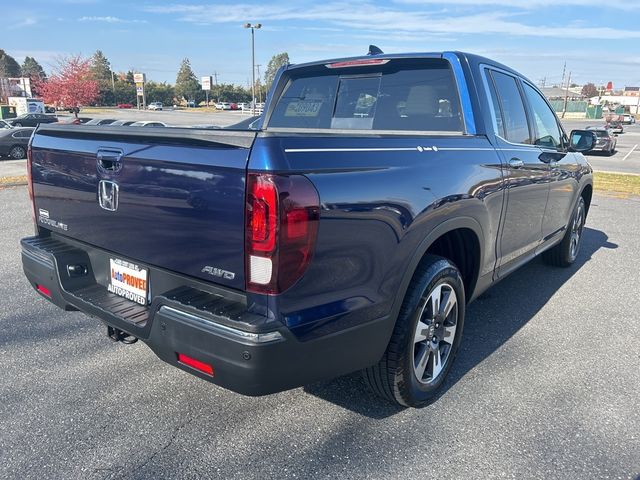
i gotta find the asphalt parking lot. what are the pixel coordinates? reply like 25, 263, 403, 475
562, 119, 640, 174
1, 185, 638, 479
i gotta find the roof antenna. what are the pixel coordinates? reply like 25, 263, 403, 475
367, 45, 384, 56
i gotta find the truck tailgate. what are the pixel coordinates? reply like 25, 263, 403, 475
30, 125, 256, 290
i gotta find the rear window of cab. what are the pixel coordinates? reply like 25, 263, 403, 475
267, 58, 463, 133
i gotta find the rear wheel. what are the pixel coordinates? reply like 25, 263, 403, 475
364, 255, 465, 407
543, 196, 586, 267
13, 122, 22, 127
9, 145, 26, 159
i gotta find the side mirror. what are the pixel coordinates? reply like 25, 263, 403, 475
569, 130, 596, 152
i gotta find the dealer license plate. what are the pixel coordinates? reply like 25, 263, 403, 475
107, 258, 148, 306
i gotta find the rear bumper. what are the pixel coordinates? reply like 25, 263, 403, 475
590, 143, 612, 151
21, 234, 389, 395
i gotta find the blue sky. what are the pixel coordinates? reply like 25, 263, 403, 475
5, 0, 640, 88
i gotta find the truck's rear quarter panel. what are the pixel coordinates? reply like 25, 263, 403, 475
251, 134, 504, 340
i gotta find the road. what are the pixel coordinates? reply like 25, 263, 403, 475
0, 185, 638, 479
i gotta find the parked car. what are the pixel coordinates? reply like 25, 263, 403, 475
148, 102, 163, 111
621, 114, 636, 125
57, 117, 93, 125
55, 106, 80, 113
129, 121, 167, 127
607, 121, 624, 134
585, 127, 616, 155
109, 120, 136, 126
215, 102, 232, 110
45, 106, 56, 114
117, 103, 134, 109
84, 118, 117, 126
187, 100, 197, 108
6, 113, 58, 127
0, 119, 12, 129
0, 127, 33, 159
21, 51, 595, 407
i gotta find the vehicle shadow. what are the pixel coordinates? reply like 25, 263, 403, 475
303, 227, 617, 418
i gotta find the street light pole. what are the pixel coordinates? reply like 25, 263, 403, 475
111, 70, 117, 105
244, 23, 262, 114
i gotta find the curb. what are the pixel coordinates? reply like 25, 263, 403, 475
0, 175, 28, 188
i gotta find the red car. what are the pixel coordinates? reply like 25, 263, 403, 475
117, 103, 133, 109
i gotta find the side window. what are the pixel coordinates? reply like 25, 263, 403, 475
490, 71, 531, 144
485, 70, 504, 137
522, 83, 562, 149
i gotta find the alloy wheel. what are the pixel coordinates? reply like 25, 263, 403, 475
569, 201, 585, 260
412, 282, 458, 385
10, 146, 25, 159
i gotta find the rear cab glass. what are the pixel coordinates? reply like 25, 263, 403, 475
267, 58, 464, 133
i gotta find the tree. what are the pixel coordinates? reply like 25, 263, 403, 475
90, 50, 114, 105
21, 56, 46, 81
175, 58, 202, 103
264, 52, 289, 89
21, 56, 47, 96
113, 80, 136, 105
0, 49, 21, 77
41, 56, 99, 117
145, 81, 176, 105
581, 83, 599, 98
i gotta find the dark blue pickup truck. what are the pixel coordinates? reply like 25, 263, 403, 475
22, 51, 595, 407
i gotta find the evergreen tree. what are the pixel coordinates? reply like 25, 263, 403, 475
264, 52, 289, 89
0, 49, 21, 77
175, 58, 201, 103
21, 56, 47, 96
90, 50, 114, 105
21, 56, 47, 81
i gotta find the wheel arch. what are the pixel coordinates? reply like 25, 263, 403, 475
391, 217, 485, 322
581, 182, 593, 214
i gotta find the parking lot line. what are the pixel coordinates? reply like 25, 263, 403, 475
622, 144, 638, 161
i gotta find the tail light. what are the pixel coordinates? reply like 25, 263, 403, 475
26, 143, 37, 225
245, 173, 320, 294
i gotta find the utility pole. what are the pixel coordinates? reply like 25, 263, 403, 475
560, 61, 566, 89
562, 71, 571, 119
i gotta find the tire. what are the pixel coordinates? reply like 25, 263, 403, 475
13, 122, 22, 127
364, 255, 465, 407
9, 145, 26, 159
543, 196, 586, 267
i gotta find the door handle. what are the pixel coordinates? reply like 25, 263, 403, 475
508, 158, 524, 168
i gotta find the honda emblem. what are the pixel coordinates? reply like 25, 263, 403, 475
98, 180, 119, 211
